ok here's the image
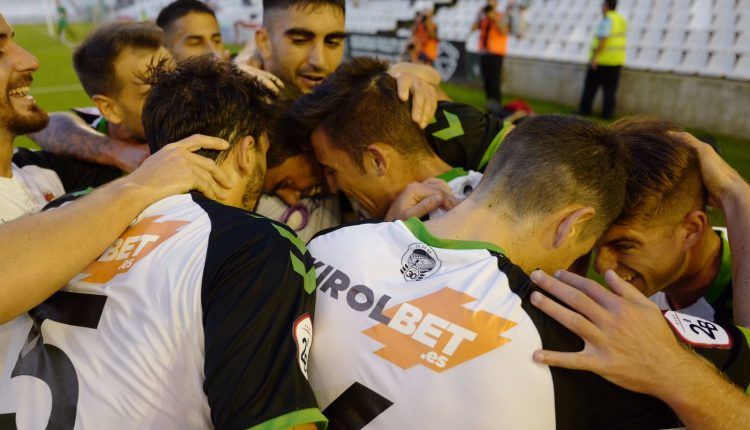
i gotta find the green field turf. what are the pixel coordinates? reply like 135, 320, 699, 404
16, 23, 750, 181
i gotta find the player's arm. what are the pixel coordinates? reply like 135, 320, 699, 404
201, 219, 325, 429
676, 131, 750, 327
529, 269, 750, 430
0, 135, 232, 323
26, 111, 149, 173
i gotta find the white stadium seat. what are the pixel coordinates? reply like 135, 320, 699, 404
727, 54, 750, 80
702, 51, 737, 78
710, 30, 736, 50
677, 49, 709, 74
685, 30, 710, 48
651, 48, 684, 72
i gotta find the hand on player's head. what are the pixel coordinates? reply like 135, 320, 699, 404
126, 134, 234, 201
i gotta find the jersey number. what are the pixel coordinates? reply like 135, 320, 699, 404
0, 291, 107, 429
323, 382, 393, 429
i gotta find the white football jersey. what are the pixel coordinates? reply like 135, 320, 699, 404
306, 219, 743, 429
429, 167, 483, 218
0, 193, 324, 429
256, 194, 341, 243
0, 149, 119, 224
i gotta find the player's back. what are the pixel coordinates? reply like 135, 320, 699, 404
0, 193, 324, 429
308, 219, 750, 429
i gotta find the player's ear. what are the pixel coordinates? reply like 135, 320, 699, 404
92, 95, 122, 125
255, 28, 272, 61
681, 210, 708, 249
365, 143, 389, 177
554, 206, 595, 249
236, 135, 261, 175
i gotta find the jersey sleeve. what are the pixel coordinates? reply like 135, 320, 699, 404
663, 312, 750, 393
199, 198, 326, 429
12, 148, 121, 192
500, 258, 683, 429
425, 101, 511, 172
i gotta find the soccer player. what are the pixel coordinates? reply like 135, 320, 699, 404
289, 57, 481, 220
0, 135, 234, 322
0, 57, 325, 429
307, 115, 750, 428
531, 269, 750, 430
593, 118, 750, 325
0, 14, 120, 223
156, 0, 228, 61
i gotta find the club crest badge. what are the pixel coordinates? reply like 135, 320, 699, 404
400, 243, 441, 281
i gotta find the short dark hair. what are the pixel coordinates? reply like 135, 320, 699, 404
265, 85, 305, 168
262, 0, 345, 15
142, 55, 275, 161
476, 115, 629, 239
605, 0, 618, 10
156, 0, 216, 32
287, 57, 433, 169
73, 22, 163, 97
611, 116, 704, 225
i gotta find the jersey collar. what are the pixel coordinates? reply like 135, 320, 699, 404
404, 217, 505, 254
435, 167, 468, 183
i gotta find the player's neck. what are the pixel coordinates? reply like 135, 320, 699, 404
665, 229, 722, 309
0, 130, 15, 178
409, 155, 454, 183
424, 199, 529, 265
108, 123, 144, 144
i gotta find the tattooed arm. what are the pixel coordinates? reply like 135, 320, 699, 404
27, 112, 149, 173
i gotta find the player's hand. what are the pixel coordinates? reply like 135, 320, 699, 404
109, 139, 150, 173
390, 71, 437, 129
528, 269, 691, 397
671, 131, 749, 210
126, 135, 234, 201
236, 63, 285, 93
385, 178, 460, 221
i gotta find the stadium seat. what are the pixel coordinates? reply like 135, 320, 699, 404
651, 48, 684, 72
702, 51, 737, 78
685, 29, 710, 48
639, 27, 663, 47
735, 31, 750, 54
727, 54, 750, 80
678, 49, 709, 74
630, 46, 660, 70
710, 30, 736, 50
663, 29, 686, 47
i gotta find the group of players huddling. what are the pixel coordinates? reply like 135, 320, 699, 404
0, 0, 749, 429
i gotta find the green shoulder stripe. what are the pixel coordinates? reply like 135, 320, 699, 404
272, 223, 317, 295
248, 408, 328, 430
478, 121, 512, 171
738, 326, 750, 395
435, 167, 468, 183
404, 217, 505, 254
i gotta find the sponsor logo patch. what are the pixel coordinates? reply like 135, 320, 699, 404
664, 311, 732, 348
80, 216, 189, 284
362, 287, 516, 372
400, 243, 441, 281
293, 314, 313, 379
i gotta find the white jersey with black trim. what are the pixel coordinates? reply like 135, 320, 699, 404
256, 194, 341, 243
307, 219, 709, 429
0, 193, 324, 429
0, 149, 119, 224
429, 167, 482, 219
0, 162, 65, 223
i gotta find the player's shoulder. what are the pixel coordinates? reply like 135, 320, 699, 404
191, 193, 299, 248
309, 219, 392, 245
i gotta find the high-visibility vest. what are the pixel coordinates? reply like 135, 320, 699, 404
415, 21, 439, 60
591, 10, 627, 65
479, 14, 508, 55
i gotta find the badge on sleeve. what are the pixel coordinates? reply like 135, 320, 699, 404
664, 311, 732, 349
293, 314, 313, 379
